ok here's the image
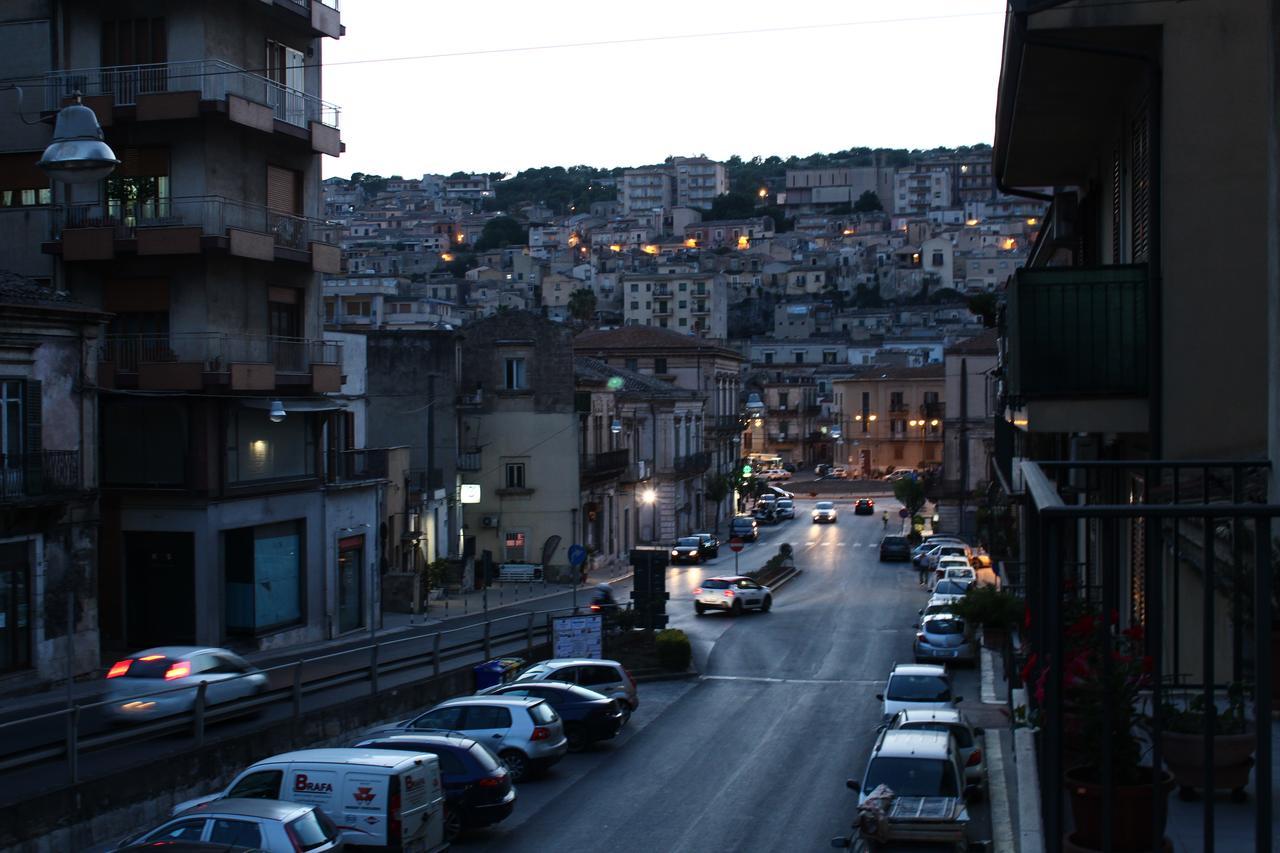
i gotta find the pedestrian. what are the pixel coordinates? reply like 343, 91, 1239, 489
917, 557, 929, 586
882, 510, 889, 530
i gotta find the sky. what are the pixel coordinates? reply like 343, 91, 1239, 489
323, 0, 1008, 179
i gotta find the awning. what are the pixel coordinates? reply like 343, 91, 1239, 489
241, 398, 347, 413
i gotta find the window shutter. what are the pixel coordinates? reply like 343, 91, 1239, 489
266, 166, 300, 214
1130, 107, 1151, 263
1111, 145, 1123, 262
23, 380, 43, 492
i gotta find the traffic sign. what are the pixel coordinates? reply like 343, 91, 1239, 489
899, 508, 910, 518
729, 537, 744, 553
567, 544, 588, 567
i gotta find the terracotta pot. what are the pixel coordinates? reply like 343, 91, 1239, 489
1161, 728, 1256, 797
1064, 766, 1174, 852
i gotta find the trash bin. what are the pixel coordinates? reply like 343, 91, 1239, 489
472, 656, 525, 691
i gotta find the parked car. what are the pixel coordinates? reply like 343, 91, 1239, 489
172, 748, 445, 850
365, 696, 567, 783
912, 536, 967, 564
885, 708, 986, 788
854, 498, 876, 516
483, 681, 626, 751
694, 532, 720, 558
849, 728, 975, 807
729, 515, 759, 541
830, 465, 848, 478
669, 536, 704, 563
102, 799, 342, 853
933, 564, 978, 589
926, 543, 974, 572
103, 646, 268, 723
774, 498, 796, 519
502, 658, 639, 716
753, 504, 779, 524
928, 580, 972, 608
693, 576, 773, 616
914, 613, 976, 665
876, 663, 961, 721
349, 732, 515, 841
812, 501, 838, 524
878, 534, 912, 562
814, 464, 831, 477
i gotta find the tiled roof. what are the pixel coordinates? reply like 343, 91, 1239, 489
945, 328, 999, 355
0, 270, 78, 307
574, 357, 698, 399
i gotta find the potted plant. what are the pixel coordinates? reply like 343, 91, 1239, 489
1159, 682, 1255, 801
951, 585, 1023, 649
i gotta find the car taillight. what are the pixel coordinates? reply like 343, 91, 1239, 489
723, 589, 734, 597
107, 659, 132, 678
967, 749, 982, 767
477, 771, 507, 787
388, 777, 402, 842
164, 660, 191, 680
590, 603, 600, 612
692, 587, 702, 595
530, 726, 551, 741
916, 633, 926, 642
622, 666, 636, 690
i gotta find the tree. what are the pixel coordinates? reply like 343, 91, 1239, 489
708, 191, 757, 220
967, 292, 999, 328
473, 216, 527, 251
703, 473, 733, 533
349, 172, 388, 196
853, 190, 884, 213
567, 288, 597, 323
893, 475, 928, 518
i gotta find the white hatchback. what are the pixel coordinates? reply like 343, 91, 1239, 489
875, 663, 962, 722
694, 576, 773, 616
103, 646, 267, 722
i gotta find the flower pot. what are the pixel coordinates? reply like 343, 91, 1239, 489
982, 625, 1007, 650
1161, 728, 1256, 800
1064, 766, 1174, 852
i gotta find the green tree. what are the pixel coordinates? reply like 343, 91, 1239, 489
708, 191, 757, 220
893, 475, 928, 518
349, 172, 388, 196
967, 292, 999, 328
567, 288, 597, 323
853, 190, 884, 213
703, 473, 733, 532
473, 216, 528, 251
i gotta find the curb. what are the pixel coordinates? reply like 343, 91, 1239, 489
767, 567, 803, 590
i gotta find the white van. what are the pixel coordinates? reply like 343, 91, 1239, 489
173, 748, 446, 851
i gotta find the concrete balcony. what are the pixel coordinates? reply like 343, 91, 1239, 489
456, 450, 482, 472
46, 196, 341, 272
0, 451, 82, 503
99, 332, 342, 393
45, 59, 341, 154
271, 0, 343, 39
326, 448, 388, 485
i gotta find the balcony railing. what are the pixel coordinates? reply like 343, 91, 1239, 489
708, 414, 744, 433
456, 450, 482, 472
921, 401, 944, 419
583, 448, 631, 482
101, 333, 341, 373
674, 451, 711, 475
45, 59, 340, 128
1005, 265, 1149, 400
326, 448, 388, 483
0, 451, 81, 501
52, 196, 325, 252
889, 402, 909, 413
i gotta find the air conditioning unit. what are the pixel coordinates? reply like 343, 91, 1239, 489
480, 515, 497, 528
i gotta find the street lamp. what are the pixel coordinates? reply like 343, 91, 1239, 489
38, 95, 120, 183
640, 487, 658, 544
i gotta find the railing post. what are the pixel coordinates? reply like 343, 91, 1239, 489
370, 641, 380, 697
292, 662, 303, 719
432, 632, 442, 679
65, 705, 79, 785
525, 612, 534, 659
483, 619, 492, 659
193, 681, 207, 748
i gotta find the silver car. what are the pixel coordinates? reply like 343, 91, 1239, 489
103, 646, 267, 722
886, 708, 987, 788
914, 613, 976, 665
101, 798, 342, 852
373, 695, 567, 783
502, 658, 639, 715
694, 576, 773, 615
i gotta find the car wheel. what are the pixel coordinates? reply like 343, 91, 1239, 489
443, 806, 463, 842
695, 603, 706, 616
731, 599, 743, 617
499, 750, 529, 783
565, 723, 589, 753
760, 595, 772, 613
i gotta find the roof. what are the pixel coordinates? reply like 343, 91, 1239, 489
537, 658, 623, 667
436, 695, 542, 707
896, 708, 967, 725
574, 325, 742, 360
574, 356, 697, 399
890, 663, 948, 676
249, 748, 430, 768
179, 798, 312, 821
944, 328, 1000, 356
875, 729, 954, 758
831, 364, 945, 382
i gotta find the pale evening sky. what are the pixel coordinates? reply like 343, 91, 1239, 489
323, 0, 1008, 179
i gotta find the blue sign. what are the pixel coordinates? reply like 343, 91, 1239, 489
567, 544, 588, 567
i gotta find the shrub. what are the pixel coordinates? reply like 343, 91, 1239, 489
654, 628, 692, 671
951, 584, 1023, 630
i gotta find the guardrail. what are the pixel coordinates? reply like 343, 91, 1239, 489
0, 605, 584, 789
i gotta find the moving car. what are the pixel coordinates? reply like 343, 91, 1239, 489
104, 646, 267, 723
914, 613, 976, 665
830, 465, 848, 478
349, 732, 515, 841
885, 708, 986, 787
173, 748, 445, 850
814, 464, 831, 477
854, 498, 876, 516
104, 799, 342, 853
483, 681, 626, 751
812, 501, 838, 524
502, 658, 639, 716
876, 663, 961, 721
693, 576, 773, 616
366, 696, 567, 783
694, 533, 720, 558
670, 536, 704, 563
774, 498, 796, 519
730, 515, 760, 541
878, 534, 912, 562
765, 468, 792, 481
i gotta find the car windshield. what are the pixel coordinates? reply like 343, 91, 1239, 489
676, 537, 700, 547
887, 674, 952, 701
865, 757, 958, 797
816, 502, 834, 510
924, 618, 965, 635
777, 500, 793, 507
700, 579, 730, 589
934, 581, 969, 595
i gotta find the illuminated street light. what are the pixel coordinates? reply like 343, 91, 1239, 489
641, 488, 657, 504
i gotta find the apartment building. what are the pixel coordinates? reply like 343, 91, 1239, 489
831, 366, 944, 476
893, 168, 953, 216
619, 167, 672, 217
621, 271, 728, 339
936, 329, 997, 536
670, 156, 727, 210
780, 165, 896, 214
682, 217, 775, 248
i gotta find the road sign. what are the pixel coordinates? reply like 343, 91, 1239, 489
567, 544, 587, 567
729, 536, 744, 553
899, 508, 910, 518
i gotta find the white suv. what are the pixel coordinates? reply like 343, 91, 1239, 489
694, 576, 773, 616
875, 663, 962, 722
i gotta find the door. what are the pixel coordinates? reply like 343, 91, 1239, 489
458, 705, 513, 749
265, 41, 306, 126
337, 536, 364, 634
0, 542, 30, 673
123, 532, 195, 648
268, 286, 303, 371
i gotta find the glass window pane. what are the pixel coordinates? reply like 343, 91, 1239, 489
209, 819, 262, 847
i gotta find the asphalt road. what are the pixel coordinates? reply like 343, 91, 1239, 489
452, 497, 991, 853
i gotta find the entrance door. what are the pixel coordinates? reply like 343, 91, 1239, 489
124, 532, 195, 648
268, 287, 303, 371
0, 542, 30, 672
337, 536, 363, 633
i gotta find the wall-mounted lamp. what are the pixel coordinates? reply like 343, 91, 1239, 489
269, 400, 286, 423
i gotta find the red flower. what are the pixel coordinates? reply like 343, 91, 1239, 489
1067, 614, 1097, 638
1019, 652, 1039, 685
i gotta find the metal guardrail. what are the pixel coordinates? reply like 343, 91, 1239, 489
0, 605, 583, 789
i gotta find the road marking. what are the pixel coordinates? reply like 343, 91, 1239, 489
981, 645, 999, 704
701, 674, 883, 686
804, 542, 817, 550
986, 731, 1016, 853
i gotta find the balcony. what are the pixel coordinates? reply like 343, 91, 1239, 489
0, 451, 81, 502
1006, 265, 1149, 402
674, 451, 711, 475
45, 59, 340, 151
889, 401, 910, 414
271, 0, 343, 39
582, 448, 631, 483
326, 448, 388, 484
99, 333, 342, 393
456, 450, 482, 472
921, 401, 945, 419
691, 303, 710, 315
708, 414, 744, 434
46, 196, 340, 271
652, 302, 672, 316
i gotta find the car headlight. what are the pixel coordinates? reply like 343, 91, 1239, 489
671, 550, 679, 556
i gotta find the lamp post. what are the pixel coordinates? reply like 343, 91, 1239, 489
640, 487, 657, 544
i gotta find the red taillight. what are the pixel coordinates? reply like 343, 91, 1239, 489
530, 725, 551, 741
723, 589, 735, 597
692, 587, 702, 595
164, 660, 191, 680
916, 633, 926, 642
622, 666, 636, 690
966, 749, 982, 767
387, 777, 402, 842
477, 771, 507, 787
107, 659, 132, 679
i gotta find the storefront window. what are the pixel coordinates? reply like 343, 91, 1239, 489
225, 521, 303, 634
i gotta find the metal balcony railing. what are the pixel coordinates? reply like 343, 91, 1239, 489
708, 414, 744, 433
52, 196, 326, 252
456, 450, 481, 472
327, 448, 388, 483
101, 333, 341, 373
583, 448, 630, 481
0, 451, 81, 501
45, 59, 340, 128
674, 451, 711, 475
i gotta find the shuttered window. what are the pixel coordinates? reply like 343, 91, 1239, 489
1111, 145, 1123, 263
101, 18, 166, 67
1130, 106, 1151, 263
266, 166, 301, 214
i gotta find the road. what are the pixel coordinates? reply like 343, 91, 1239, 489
453, 497, 992, 852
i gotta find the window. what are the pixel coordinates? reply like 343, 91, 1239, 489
932, 251, 945, 267
793, 351, 804, 364
209, 820, 262, 848
266, 164, 302, 215
101, 17, 166, 67
226, 406, 314, 484
504, 531, 527, 562
463, 705, 512, 730
504, 357, 526, 390
763, 351, 774, 364
678, 317, 687, 326
630, 301, 639, 310
103, 398, 187, 487
653, 358, 667, 374
505, 462, 526, 489
149, 820, 206, 843
577, 665, 618, 686
412, 706, 464, 730
778, 392, 789, 409
822, 351, 838, 365
226, 770, 283, 799
224, 520, 303, 633
894, 444, 905, 460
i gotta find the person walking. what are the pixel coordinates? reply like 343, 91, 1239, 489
882, 510, 890, 530
917, 554, 930, 586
